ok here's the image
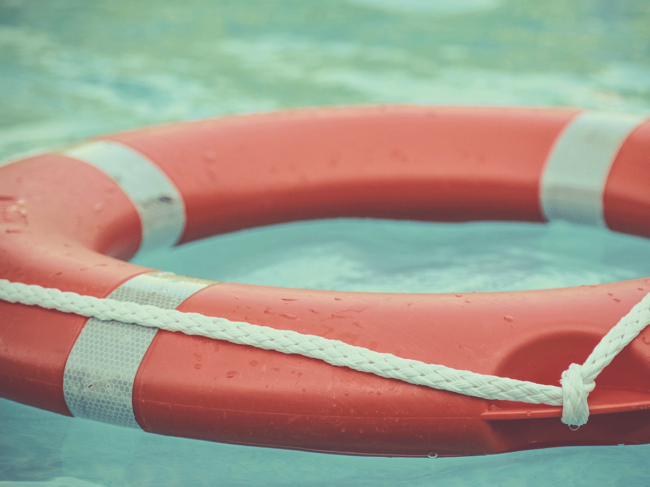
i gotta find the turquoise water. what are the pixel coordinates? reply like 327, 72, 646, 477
2, 0, 650, 160
3, 0, 650, 485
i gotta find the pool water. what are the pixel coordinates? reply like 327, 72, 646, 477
2, 0, 650, 485
2, 0, 650, 161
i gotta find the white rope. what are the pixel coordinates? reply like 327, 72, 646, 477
1, 278, 649, 428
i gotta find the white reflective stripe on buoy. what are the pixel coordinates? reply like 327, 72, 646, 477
64, 141, 185, 256
62, 272, 214, 429
540, 111, 646, 226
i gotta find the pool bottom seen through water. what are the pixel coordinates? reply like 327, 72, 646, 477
3, 218, 650, 486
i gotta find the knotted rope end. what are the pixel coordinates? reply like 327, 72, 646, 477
560, 363, 595, 429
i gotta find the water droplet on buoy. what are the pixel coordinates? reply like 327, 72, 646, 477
428, 453, 438, 459
341, 428, 346, 433
226, 370, 237, 378
504, 315, 514, 322
526, 411, 532, 417
642, 337, 650, 345
455, 294, 462, 298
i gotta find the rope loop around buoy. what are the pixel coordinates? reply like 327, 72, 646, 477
1, 278, 649, 428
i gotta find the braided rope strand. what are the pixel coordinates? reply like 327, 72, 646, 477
2, 279, 650, 426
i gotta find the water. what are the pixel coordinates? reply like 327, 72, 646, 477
2, 0, 650, 485
134, 219, 650, 294
2, 0, 650, 160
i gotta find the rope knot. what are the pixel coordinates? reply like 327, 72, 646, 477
560, 363, 595, 428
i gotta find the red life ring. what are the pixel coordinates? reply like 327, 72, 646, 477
1, 105, 650, 457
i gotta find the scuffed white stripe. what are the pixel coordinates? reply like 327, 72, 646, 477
541, 111, 646, 226
64, 141, 185, 256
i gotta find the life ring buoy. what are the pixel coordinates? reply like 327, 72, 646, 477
1, 105, 650, 457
